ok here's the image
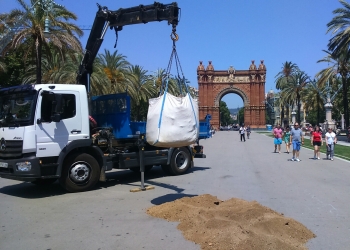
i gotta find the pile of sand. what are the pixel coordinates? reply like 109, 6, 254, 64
147, 194, 315, 250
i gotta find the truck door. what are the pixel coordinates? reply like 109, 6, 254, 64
35, 91, 85, 157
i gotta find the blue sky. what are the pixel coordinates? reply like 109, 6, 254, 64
0, 0, 341, 108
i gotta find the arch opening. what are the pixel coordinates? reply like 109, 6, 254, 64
220, 92, 244, 128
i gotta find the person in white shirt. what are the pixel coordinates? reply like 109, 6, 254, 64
239, 124, 246, 142
325, 127, 337, 161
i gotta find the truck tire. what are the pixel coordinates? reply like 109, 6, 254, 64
59, 153, 100, 192
166, 147, 191, 175
31, 178, 58, 186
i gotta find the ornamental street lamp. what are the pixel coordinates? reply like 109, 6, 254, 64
310, 79, 342, 130
38, 0, 64, 37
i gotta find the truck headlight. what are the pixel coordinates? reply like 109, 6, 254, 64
16, 162, 32, 171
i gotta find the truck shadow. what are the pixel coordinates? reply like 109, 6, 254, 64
0, 166, 209, 199
96, 165, 209, 190
0, 181, 65, 198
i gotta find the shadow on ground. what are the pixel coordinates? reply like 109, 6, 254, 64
0, 166, 210, 199
150, 193, 198, 205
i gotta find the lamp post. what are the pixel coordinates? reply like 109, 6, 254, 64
39, 0, 63, 38
310, 79, 342, 130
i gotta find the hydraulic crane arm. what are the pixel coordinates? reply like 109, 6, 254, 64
76, 2, 180, 91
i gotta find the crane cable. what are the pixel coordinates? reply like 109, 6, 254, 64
160, 25, 188, 97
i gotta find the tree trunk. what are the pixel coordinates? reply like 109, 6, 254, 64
35, 37, 42, 84
317, 95, 320, 126
342, 76, 349, 128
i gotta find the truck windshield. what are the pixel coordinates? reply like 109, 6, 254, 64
0, 91, 36, 127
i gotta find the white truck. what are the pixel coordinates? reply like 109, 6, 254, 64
0, 2, 209, 192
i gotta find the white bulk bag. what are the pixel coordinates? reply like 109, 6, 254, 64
146, 92, 199, 147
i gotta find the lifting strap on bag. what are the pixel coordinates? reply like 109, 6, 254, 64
150, 32, 199, 146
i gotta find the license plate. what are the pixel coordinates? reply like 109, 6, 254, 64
0, 162, 8, 168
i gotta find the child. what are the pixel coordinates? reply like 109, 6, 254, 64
283, 126, 291, 154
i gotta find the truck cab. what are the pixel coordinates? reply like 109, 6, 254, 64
0, 84, 91, 182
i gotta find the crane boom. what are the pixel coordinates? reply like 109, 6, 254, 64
76, 2, 180, 91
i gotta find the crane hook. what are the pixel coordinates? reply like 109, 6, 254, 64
170, 32, 179, 41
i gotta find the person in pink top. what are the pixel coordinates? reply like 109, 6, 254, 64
273, 124, 284, 153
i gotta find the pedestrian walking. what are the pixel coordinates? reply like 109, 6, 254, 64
290, 122, 304, 161
325, 127, 337, 161
239, 124, 246, 142
273, 124, 283, 153
246, 125, 251, 139
283, 126, 291, 154
311, 125, 323, 160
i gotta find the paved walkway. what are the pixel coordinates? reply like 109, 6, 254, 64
0, 131, 349, 250
206, 131, 350, 250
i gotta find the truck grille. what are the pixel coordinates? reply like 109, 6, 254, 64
0, 140, 23, 159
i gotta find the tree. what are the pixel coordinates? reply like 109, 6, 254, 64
301, 80, 324, 125
275, 61, 299, 123
238, 107, 244, 125
2, 0, 83, 84
280, 70, 310, 123
327, 0, 350, 57
0, 61, 6, 74
316, 50, 350, 127
96, 49, 130, 94
0, 48, 26, 87
126, 65, 156, 121
219, 101, 233, 126
275, 61, 299, 90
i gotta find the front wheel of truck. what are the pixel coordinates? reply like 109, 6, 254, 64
59, 153, 100, 192
163, 147, 191, 175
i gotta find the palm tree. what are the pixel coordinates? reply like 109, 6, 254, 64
2, 0, 83, 84
126, 65, 156, 121
327, 0, 350, 57
316, 50, 350, 127
23, 49, 63, 84
0, 61, 6, 73
96, 49, 130, 94
275, 61, 299, 89
301, 80, 324, 125
275, 61, 299, 124
57, 52, 110, 95
280, 70, 310, 123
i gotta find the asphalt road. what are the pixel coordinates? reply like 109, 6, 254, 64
0, 131, 349, 250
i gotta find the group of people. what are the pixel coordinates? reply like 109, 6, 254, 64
238, 124, 251, 141
273, 123, 337, 161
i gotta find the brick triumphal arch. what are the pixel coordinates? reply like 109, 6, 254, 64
197, 60, 266, 129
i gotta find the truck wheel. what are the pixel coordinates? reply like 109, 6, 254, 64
168, 147, 191, 175
59, 153, 100, 192
129, 165, 153, 173
31, 178, 57, 185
